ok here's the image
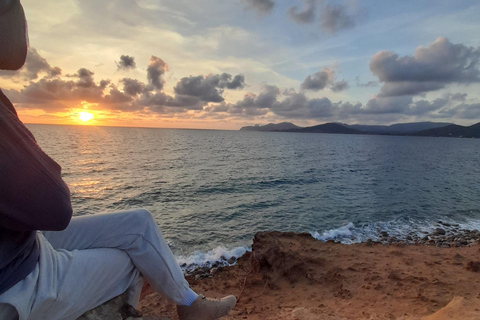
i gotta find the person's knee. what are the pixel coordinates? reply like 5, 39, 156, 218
128, 208, 155, 225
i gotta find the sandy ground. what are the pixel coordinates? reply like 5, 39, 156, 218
138, 232, 480, 320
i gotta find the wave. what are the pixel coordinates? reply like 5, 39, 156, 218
311, 222, 356, 242
175, 245, 250, 274
310, 217, 480, 244
174, 216, 480, 274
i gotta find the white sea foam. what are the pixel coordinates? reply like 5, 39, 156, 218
175, 245, 250, 273
175, 217, 480, 274
311, 222, 355, 241
311, 217, 480, 245
458, 218, 480, 232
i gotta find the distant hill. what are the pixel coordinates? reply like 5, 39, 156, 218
240, 122, 301, 131
345, 122, 453, 134
287, 123, 363, 134
413, 122, 480, 138
238, 121, 479, 138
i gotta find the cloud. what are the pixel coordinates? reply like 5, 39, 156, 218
0, 48, 61, 80
286, 0, 361, 34
206, 84, 280, 117
233, 84, 280, 109
331, 79, 349, 92
301, 70, 330, 91
355, 77, 378, 88
225, 74, 246, 89
10, 77, 104, 111
7, 53, 247, 115
320, 3, 357, 34
116, 55, 136, 70
445, 103, 480, 119
174, 73, 245, 103
243, 0, 275, 15
288, 0, 316, 24
121, 78, 146, 96
6, 45, 480, 125
301, 67, 348, 92
370, 37, 480, 97
362, 93, 474, 117
209, 86, 344, 120
136, 91, 205, 112
444, 92, 467, 102
147, 56, 168, 90
271, 92, 336, 118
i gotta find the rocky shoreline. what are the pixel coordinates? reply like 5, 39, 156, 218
81, 228, 480, 320
370, 222, 480, 248
184, 224, 480, 280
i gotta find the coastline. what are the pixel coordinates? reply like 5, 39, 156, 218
138, 230, 480, 320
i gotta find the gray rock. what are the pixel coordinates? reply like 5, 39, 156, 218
77, 292, 142, 320
433, 228, 446, 235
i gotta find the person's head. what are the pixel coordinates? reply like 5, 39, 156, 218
0, 0, 27, 70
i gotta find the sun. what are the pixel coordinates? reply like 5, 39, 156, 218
78, 111, 94, 122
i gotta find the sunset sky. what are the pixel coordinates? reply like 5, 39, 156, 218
1, 0, 480, 130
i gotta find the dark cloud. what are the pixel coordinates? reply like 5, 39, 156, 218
103, 88, 133, 104
0, 48, 62, 80
286, 0, 361, 34
377, 82, 444, 97
116, 55, 136, 70
301, 67, 348, 92
174, 73, 245, 103
23, 48, 62, 80
301, 70, 330, 91
288, 0, 316, 24
370, 37, 480, 97
7, 68, 134, 112
355, 77, 378, 87
362, 94, 466, 117
364, 96, 413, 114
445, 103, 480, 119
331, 79, 349, 92
271, 92, 336, 118
225, 74, 246, 89
320, 3, 357, 34
73, 68, 97, 88
206, 84, 279, 117
10, 78, 103, 110
7, 45, 479, 124
445, 92, 467, 102
121, 78, 146, 96
233, 85, 280, 110
243, 0, 275, 15
137, 92, 204, 112
211, 86, 343, 120
147, 56, 168, 90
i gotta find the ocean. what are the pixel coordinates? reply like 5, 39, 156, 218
27, 124, 480, 270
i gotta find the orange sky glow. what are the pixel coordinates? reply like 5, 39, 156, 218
2, 1, 480, 130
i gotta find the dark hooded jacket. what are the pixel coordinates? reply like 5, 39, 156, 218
0, 89, 72, 295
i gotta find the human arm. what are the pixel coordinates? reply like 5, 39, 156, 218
0, 91, 72, 231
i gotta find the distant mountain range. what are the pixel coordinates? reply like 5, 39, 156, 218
239, 121, 480, 138
343, 122, 453, 134
240, 122, 301, 131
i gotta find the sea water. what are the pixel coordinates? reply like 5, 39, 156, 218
28, 124, 480, 269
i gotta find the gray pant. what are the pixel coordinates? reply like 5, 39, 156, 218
0, 209, 191, 320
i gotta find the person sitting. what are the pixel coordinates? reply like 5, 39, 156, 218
0, 1, 236, 319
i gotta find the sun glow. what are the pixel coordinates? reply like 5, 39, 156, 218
78, 111, 94, 122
